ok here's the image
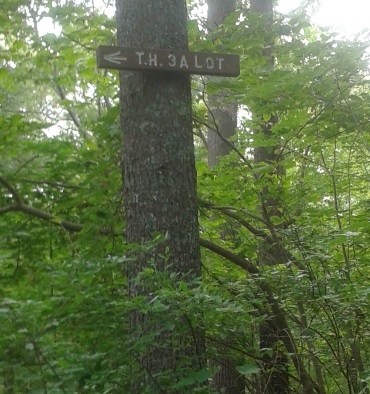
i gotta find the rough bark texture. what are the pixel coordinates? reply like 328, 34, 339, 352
116, 1, 205, 391
207, 0, 236, 29
211, 357, 245, 394
206, 0, 238, 167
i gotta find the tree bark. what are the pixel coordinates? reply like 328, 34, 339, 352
249, 1, 291, 393
116, 1, 205, 391
206, 0, 238, 167
206, 2, 245, 393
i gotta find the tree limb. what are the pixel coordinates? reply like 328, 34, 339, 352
18, 203, 83, 232
0, 177, 318, 391
0, 204, 19, 214
193, 116, 251, 167
200, 199, 273, 242
193, 128, 208, 149
199, 238, 259, 275
0, 175, 22, 204
54, 82, 89, 140
199, 198, 312, 278
0, 175, 83, 232
0, 176, 310, 276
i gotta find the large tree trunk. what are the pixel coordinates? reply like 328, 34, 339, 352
206, 0, 238, 167
116, 1, 205, 391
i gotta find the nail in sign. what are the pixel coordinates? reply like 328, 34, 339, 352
96, 46, 240, 77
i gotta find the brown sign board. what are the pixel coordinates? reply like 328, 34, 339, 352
96, 45, 240, 77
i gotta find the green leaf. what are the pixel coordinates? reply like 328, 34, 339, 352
50, 218, 62, 225
172, 377, 196, 388
42, 32, 57, 45
193, 369, 210, 383
236, 365, 260, 375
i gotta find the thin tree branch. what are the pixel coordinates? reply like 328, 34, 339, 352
18, 204, 84, 232
320, 150, 351, 278
193, 128, 208, 149
54, 82, 89, 140
197, 77, 250, 165
0, 176, 22, 204
0, 204, 19, 214
199, 198, 312, 278
200, 199, 272, 240
13, 155, 40, 176
55, 84, 81, 129
199, 238, 259, 275
193, 116, 251, 167
15, 178, 83, 190
62, 32, 95, 51
0, 175, 83, 232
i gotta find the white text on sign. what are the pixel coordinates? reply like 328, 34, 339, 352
96, 46, 240, 77
134, 51, 225, 71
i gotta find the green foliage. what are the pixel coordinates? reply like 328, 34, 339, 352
1, 0, 370, 393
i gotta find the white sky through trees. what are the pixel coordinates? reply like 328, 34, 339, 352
35, 0, 368, 137
278, 0, 369, 38
37, 0, 369, 40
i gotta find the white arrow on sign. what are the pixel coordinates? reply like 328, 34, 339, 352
103, 51, 128, 65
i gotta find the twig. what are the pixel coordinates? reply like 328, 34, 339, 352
13, 155, 40, 176
193, 116, 251, 168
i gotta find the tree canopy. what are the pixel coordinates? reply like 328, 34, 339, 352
1, 0, 370, 393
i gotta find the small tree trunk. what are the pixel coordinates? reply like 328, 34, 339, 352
249, 1, 291, 393
116, 1, 206, 391
206, 1, 245, 393
206, 0, 238, 167
297, 301, 326, 394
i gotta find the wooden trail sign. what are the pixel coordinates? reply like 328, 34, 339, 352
96, 45, 240, 77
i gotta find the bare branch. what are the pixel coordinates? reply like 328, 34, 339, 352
18, 204, 83, 232
201, 202, 272, 241
193, 116, 251, 167
199, 237, 259, 275
62, 32, 95, 51
13, 155, 40, 176
15, 178, 83, 190
104, 95, 112, 110
55, 84, 81, 128
0, 175, 23, 204
193, 128, 208, 149
0, 204, 18, 214
199, 199, 312, 278
54, 82, 89, 140
0, 175, 82, 232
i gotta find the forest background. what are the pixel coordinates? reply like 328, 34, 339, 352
1, 0, 370, 393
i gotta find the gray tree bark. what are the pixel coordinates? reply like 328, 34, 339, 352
249, 3, 325, 393
116, 1, 205, 391
206, 0, 238, 167
249, 1, 291, 393
206, 2, 245, 393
